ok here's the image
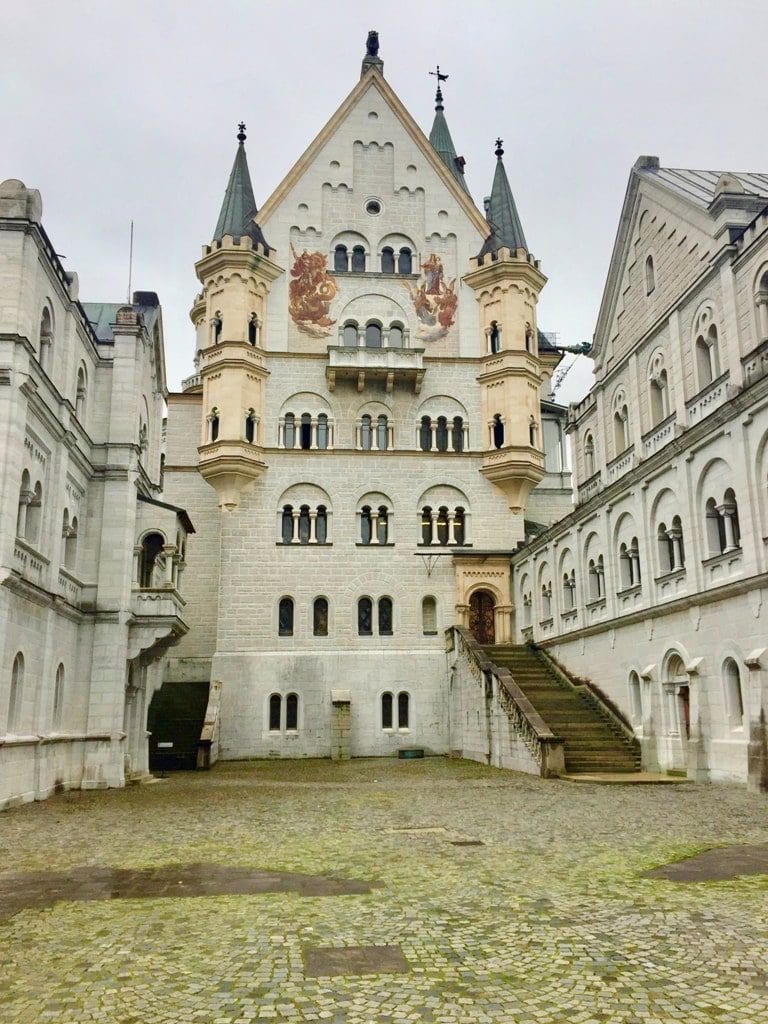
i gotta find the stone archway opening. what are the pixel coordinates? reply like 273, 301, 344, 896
469, 590, 496, 645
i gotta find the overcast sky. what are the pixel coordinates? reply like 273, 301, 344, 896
3, 0, 766, 402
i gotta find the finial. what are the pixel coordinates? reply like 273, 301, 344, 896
495, 138, 504, 159
237, 122, 247, 144
366, 30, 380, 57
429, 65, 449, 109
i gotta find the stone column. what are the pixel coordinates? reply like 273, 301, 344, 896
355, 425, 362, 450
310, 418, 318, 450
668, 529, 683, 570
309, 510, 318, 544
387, 424, 394, 451
720, 505, 738, 552
278, 417, 285, 448
291, 510, 300, 544
370, 509, 379, 544
447, 511, 457, 545
463, 423, 470, 452
430, 510, 439, 545
132, 545, 141, 586
430, 419, 438, 451
630, 545, 641, 586
163, 545, 175, 586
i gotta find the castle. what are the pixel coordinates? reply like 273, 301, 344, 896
2, 34, 767, 808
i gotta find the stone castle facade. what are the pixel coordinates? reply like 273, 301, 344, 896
2, 37, 767, 806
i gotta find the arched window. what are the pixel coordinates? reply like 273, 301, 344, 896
358, 597, 373, 636
489, 321, 501, 354
278, 597, 294, 637
421, 505, 433, 545
300, 413, 312, 450
351, 245, 366, 272
317, 414, 329, 450
360, 414, 373, 450
209, 409, 219, 442
268, 693, 282, 731
435, 416, 449, 452
650, 369, 668, 425
755, 269, 768, 341
541, 583, 552, 619
286, 693, 299, 731
378, 597, 393, 636
343, 321, 358, 347
613, 406, 628, 454
695, 325, 720, 388
211, 312, 223, 344
454, 507, 466, 545
53, 663, 65, 729
619, 543, 632, 590
419, 415, 432, 452
657, 522, 673, 574
562, 570, 576, 611
248, 313, 259, 345
39, 307, 53, 370
452, 416, 464, 452
523, 593, 532, 627
645, 255, 655, 294
63, 512, 78, 570
723, 658, 744, 728
283, 412, 296, 449
723, 488, 741, 550
381, 247, 395, 274
365, 322, 382, 348
398, 248, 412, 275
436, 507, 449, 546
281, 505, 293, 545
706, 497, 726, 555
529, 417, 538, 448
398, 691, 410, 728
422, 596, 437, 635
16, 469, 31, 537
75, 366, 88, 421
588, 556, 605, 600
584, 433, 595, 477
381, 692, 393, 729
140, 532, 165, 588
360, 506, 373, 545
25, 480, 43, 544
334, 245, 349, 272
629, 671, 642, 725
492, 414, 504, 449
376, 414, 389, 450
389, 323, 403, 348
316, 505, 328, 544
8, 652, 24, 732
313, 597, 328, 637
376, 505, 389, 544
670, 515, 685, 569
245, 410, 256, 443
298, 505, 311, 543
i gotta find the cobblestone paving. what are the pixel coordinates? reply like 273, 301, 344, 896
2, 758, 768, 1023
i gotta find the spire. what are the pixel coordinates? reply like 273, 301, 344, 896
478, 138, 528, 257
428, 67, 470, 194
212, 123, 270, 251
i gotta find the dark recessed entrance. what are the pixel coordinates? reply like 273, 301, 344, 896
469, 589, 496, 644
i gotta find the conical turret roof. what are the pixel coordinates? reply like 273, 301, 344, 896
213, 124, 271, 251
479, 139, 528, 257
428, 84, 470, 194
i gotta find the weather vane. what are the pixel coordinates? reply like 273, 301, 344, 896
237, 122, 247, 143
429, 65, 449, 84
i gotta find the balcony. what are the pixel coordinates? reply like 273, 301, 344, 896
606, 444, 635, 485
577, 470, 602, 505
742, 339, 768, 388
128, 587, 188, 660
13, 538, 48, 588
642, 413, 678, 457
686, 371, 730, 426
326, 345, 425, 393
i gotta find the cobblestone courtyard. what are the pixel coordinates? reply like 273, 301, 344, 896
2, 759, 768, 1024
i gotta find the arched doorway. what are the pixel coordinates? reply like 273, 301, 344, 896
469, 590, 496, 645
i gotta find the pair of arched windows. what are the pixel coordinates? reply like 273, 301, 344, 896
657, 517, 685, 573
283, 412, 331, 450
541, 582, 553, 620
705, 489, 740, 557
420, 506, 466, 546
334, 244, 366, 273
359, 414, 390, 451
695, 325, 720, 389
381, 691, 410, 729
380, 247, 413, 275
280, 505, 329, 545
649, 362, 669, 426
16, 470, 43, 546
619, 538, 641, 590
587, 556, 605, 600
360, 505, 390, 544
561, 570, 576, 611
358, 597, 393, 636
268, 692, 299, 731
278, 597, 328, 637
613, 402, 629, 455
419, 416, 465, 452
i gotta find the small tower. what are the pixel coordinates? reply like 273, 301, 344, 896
194, 123, 283, 510
464, 139, 547, 513
428, 68, 470, 194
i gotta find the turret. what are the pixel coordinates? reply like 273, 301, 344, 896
428, 69, 470, 194
463, 140, 547, 513
194, 124, 283, 510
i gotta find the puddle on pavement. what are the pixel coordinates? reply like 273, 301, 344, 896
0, 864, 381, 920
645, 844, 768, 882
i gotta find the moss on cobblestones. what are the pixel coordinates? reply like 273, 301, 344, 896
2, 759, 768, 1023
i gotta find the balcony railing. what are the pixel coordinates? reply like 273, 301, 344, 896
326, 345, 425, 393
742, 339, 768, 388
577, 470, 602, 504
606, 444, 635, 485
686, 371, 729, 426
642, 413, 678, 457
14, 538, 48, 587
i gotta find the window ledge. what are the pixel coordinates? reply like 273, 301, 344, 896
539, 617, 554, 628
560, 609, 578, 622
586, 597, 607, 610
276, 542, 333, 547
702, 548, 741, 568
616, 584, 642, 598
356, 543, 396, 548
417, 543, 472, 549
654, 567, 686, 583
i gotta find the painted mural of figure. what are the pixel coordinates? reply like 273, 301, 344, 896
421, 254, 444, 295
288, 246, 337, 338
404, 253, 457, 341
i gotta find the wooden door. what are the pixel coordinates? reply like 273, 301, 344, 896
469, 590, 496, 645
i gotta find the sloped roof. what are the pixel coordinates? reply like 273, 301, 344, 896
478, 144, 528, 257
429, 88, 470, 194
637, 165, 768, 208
212, 131, 271, 251
83, 294, 161, 342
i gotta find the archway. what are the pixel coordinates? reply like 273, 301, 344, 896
469, 590, 496, 645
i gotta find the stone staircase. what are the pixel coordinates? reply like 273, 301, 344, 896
483, 645, 641, 774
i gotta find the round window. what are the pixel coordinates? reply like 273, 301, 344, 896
365, 198, 382, 216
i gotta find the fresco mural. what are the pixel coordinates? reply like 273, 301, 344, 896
289, 246, 338, 338
404, 253, 457, 342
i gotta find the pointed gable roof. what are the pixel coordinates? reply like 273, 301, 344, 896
478, 140, 528, 257
257, 69, 489, 237
429, 84, 470, 194
213, 124, 271, 251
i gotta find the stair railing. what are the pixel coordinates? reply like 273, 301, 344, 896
451, 627, 565, 777
531, 645, 639, 753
